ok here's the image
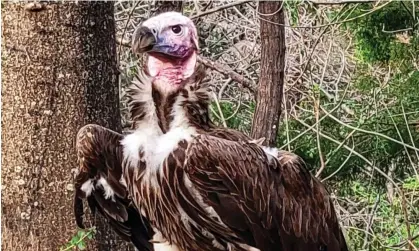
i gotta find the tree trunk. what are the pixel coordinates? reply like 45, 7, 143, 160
251, 1, 286, 146
1, 2, 131, 250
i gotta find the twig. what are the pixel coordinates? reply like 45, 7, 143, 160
280, 80, 351, 150
116, 37, 131, 47
197, 56, 255, 93
190, 0, 252, 19
291, 113, 404, 195
320, 106, 419, 152
309, 0, 375, 4
218, 78, 232, 100
362, 194, 380, 249
400, 188, 414, 251
224, 101, 242, 121
401, 103, 419, 178
258, 1, 392, 29
315, 41, 333, 178
388, 234, 419, 248
118, 1, 142, 58
321, 133, 355, 182
212, 92, 227, 127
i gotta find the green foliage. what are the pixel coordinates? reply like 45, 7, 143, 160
210, 101, 254, 133
341, 180, 419, 250
60, 228, 96, 251
342, 2, 418, 63
276, 2, 419, 183
275, 3, 419, 248
284, 0, 303, 26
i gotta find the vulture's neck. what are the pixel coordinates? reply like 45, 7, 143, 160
127, 64, 213, 133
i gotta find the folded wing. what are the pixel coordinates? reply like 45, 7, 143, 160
184, 134, 348, 251
74, 124, 154, 251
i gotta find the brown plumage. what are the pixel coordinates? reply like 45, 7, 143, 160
73, 11, 348, 251
74, 125, 155, 251
119, 65, 348, 251
74, 64, 348, 251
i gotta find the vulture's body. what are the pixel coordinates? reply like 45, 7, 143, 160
74, 12, 348, 251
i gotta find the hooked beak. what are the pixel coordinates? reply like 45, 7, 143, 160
132, 26, 156, 54
132, 26, 191, 59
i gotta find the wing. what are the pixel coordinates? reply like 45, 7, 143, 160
183, 135, 348, 251
207, 127, 252, 142
74, 124, 155, 251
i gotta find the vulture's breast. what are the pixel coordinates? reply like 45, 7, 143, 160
121, 126, 196, 174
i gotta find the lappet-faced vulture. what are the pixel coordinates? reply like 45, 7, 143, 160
74, 12, 348, 251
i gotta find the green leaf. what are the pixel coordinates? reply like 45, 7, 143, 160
86, 231, 94, 240
77, 230, 85, 238
77, 241, 86, 250
70, 236, 78, 245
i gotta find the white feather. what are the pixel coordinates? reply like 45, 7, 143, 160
261, 146, 279, 163
80, 179, 94, 197
153, 243, 181, 251
97, 177, 114, 200
152, 230, 181, 251
122, 91, 196, 177
121, 127, 160, 168
119, 176, 127, 188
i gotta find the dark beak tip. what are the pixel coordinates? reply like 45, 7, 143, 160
132, 26, 157, 54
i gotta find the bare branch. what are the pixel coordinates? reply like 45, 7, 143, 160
197, 57, 255, 93
190, 0, 252, 19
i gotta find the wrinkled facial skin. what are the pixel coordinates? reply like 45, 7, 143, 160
152, 24, 195, 59
132, 12, 199, 91
132, 12, 199, 60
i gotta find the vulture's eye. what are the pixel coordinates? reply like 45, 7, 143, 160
171, 25, 182, 35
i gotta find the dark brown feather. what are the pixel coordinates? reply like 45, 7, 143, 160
180, 135, 348, 251
111, 62, 348, 251
73, 124, 154, 251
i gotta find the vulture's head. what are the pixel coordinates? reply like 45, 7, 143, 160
132, 12, 199, 92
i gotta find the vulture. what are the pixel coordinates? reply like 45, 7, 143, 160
74, 12, 349, 251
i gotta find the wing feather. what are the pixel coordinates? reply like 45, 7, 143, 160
73, 124, 154, 251
184, 134, 348, 251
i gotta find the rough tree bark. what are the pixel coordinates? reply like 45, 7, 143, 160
1, 2, 131, 250
251, 1, 286, 146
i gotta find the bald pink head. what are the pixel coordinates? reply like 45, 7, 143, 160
132, 12, 199, 93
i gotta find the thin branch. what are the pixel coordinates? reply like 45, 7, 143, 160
401, 103, 419, 177
320, 106, 419, 152
400, 188, 414, 251
258, 1, 392, 29
291, 113, 404, 196
118, 1, 141, 58
190, 0, 252, 19
212, 92, 227, 127
315, 41, 333, 178
116, 37, 131, 47
321, 133, 355, 182
197, 56, 255, 93
362, 194, 381, 249
309, 0, 375, 4
280, 80, 351, 150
